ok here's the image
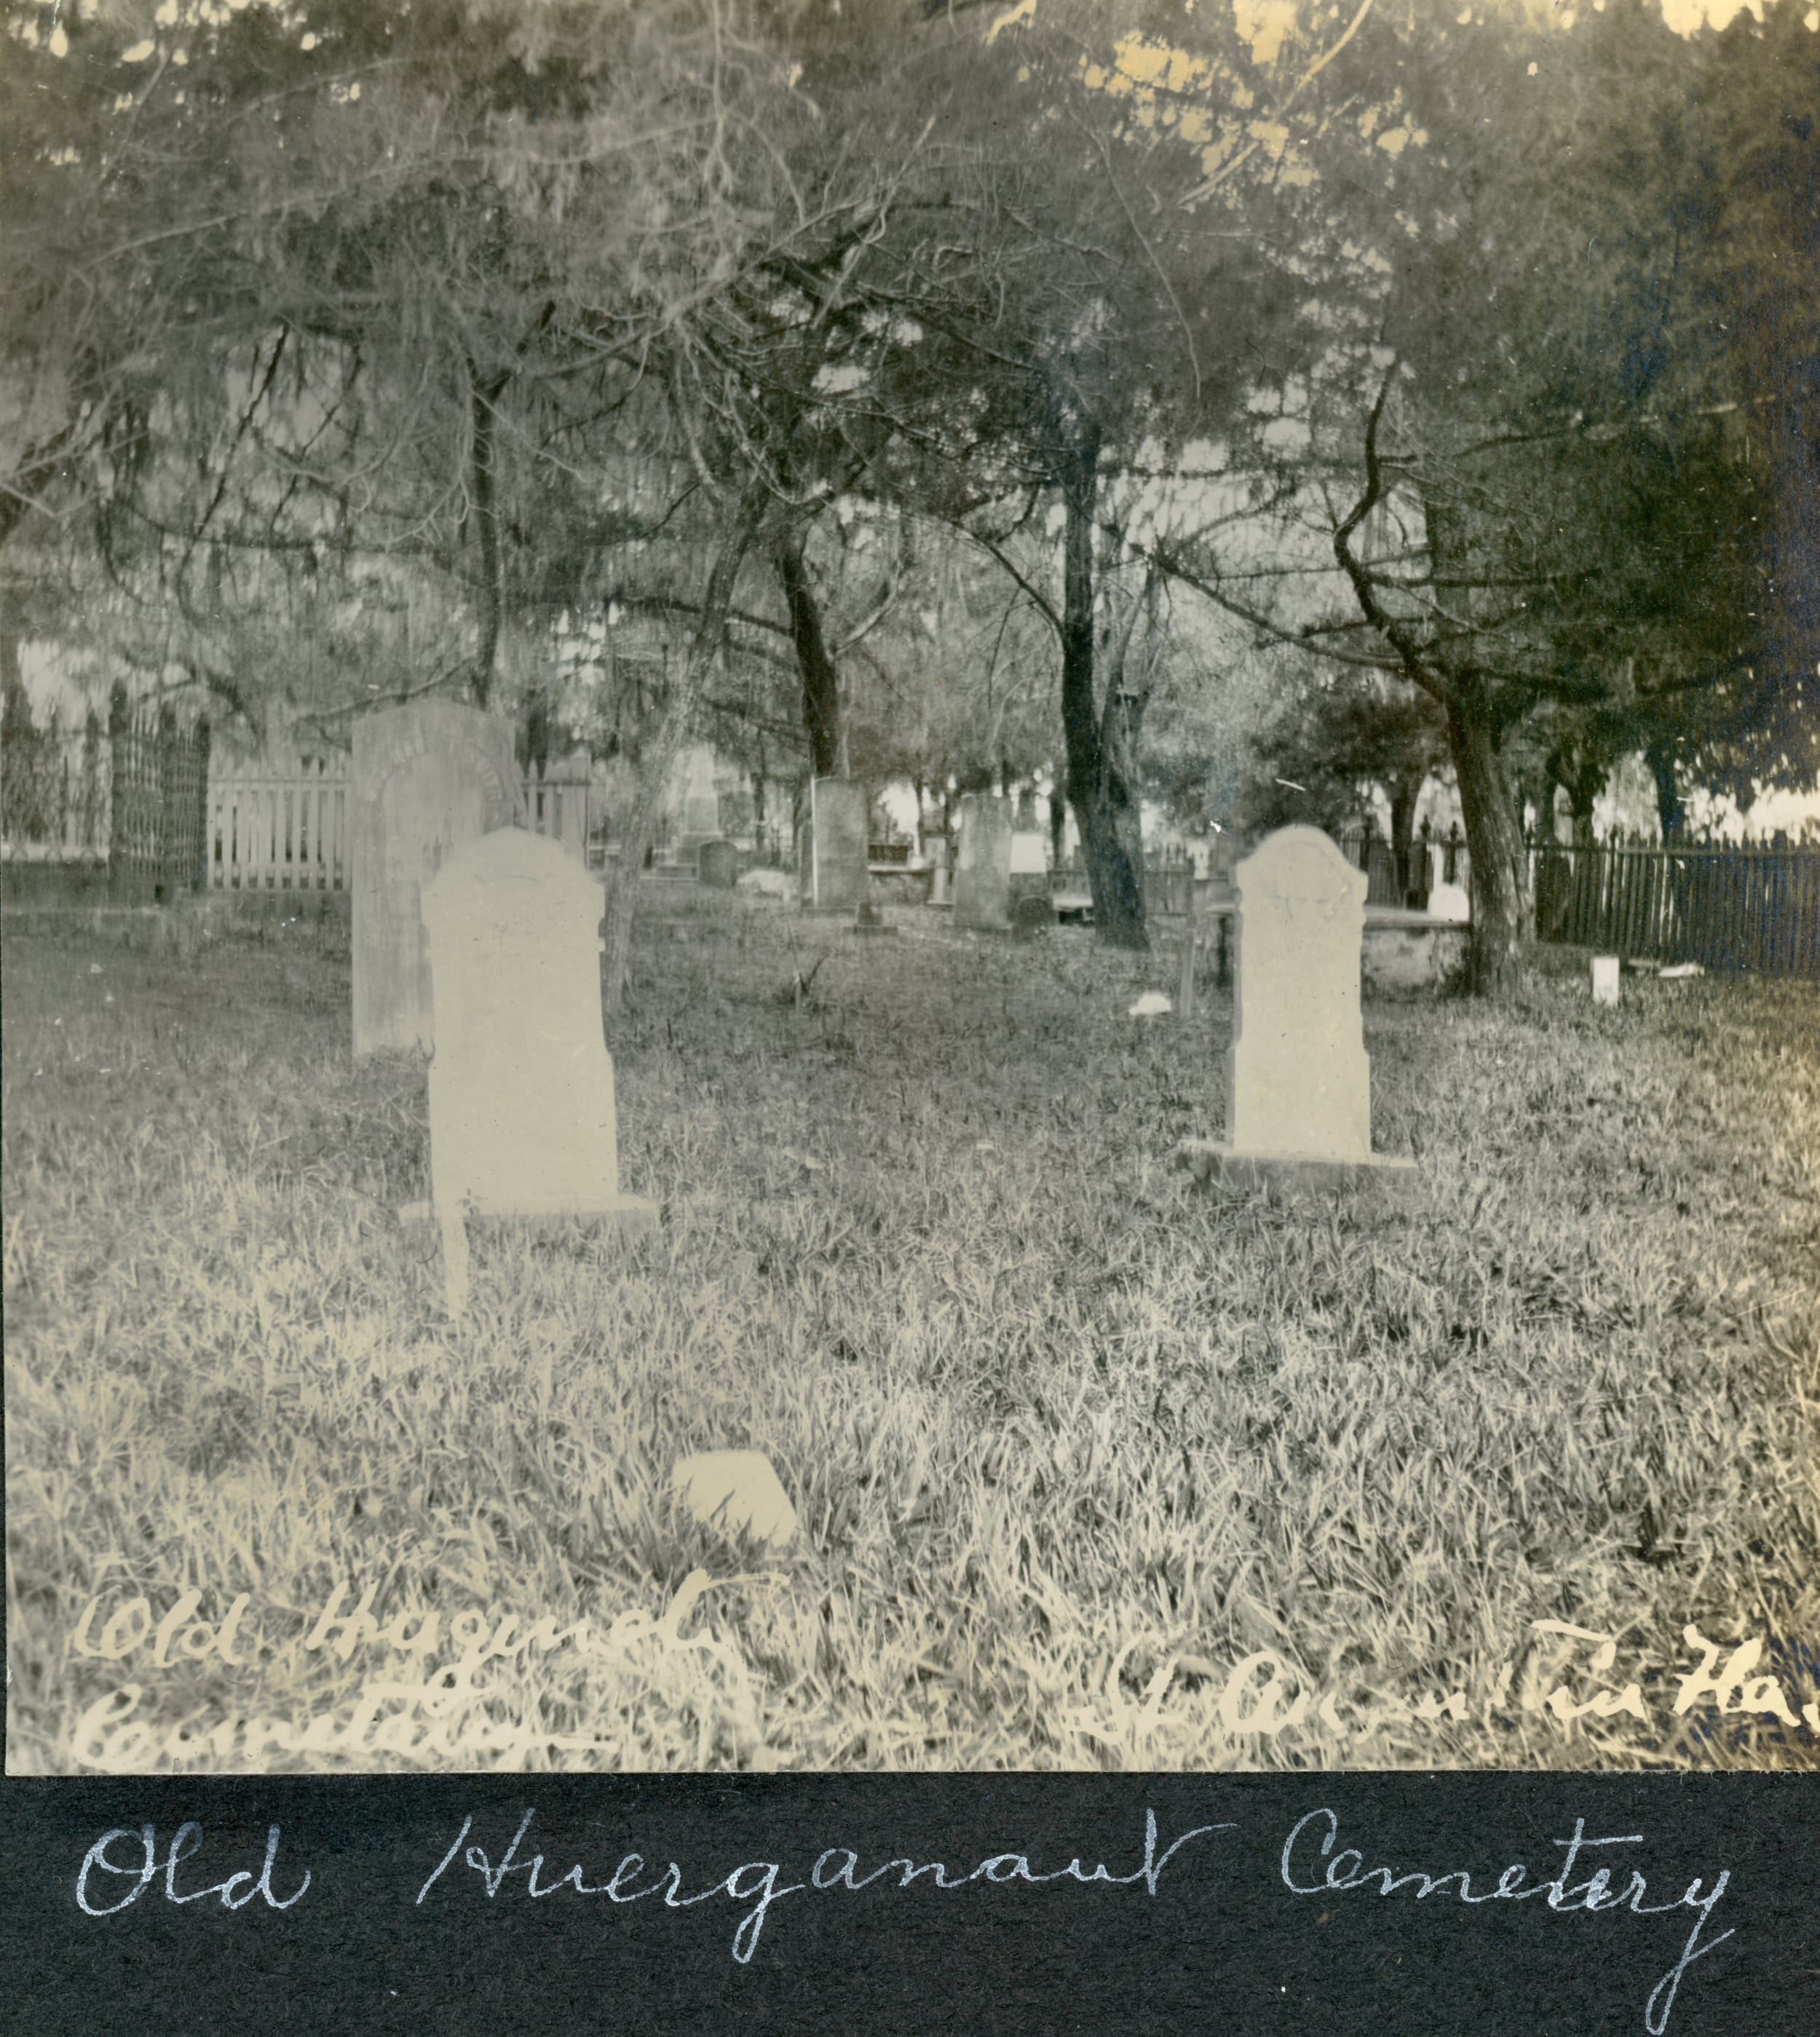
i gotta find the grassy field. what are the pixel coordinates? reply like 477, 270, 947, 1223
4, 890, 1817, 1773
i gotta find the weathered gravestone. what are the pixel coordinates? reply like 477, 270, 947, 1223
420, 828, 656, 1315
1591, 954, 1621, 1006
698, 839, 738, 889
929, 834, 951, 907
954, 794, 1013, 931
799, 777, 868, 914
352, 703, 521, 1056
1176, 825, 1415, 1196
673, 743, 721, 859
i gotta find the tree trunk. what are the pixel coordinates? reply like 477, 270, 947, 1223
1446, 687, 1531, 994
600, 497, 764, 1004
1059, 426, 1146, 949
776, 526, 839, 779
467, 369, 509, 711
1646, 740, 1682, 842
1388, 776, 1420, 902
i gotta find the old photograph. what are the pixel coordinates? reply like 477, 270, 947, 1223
4, 0, 1816, 1777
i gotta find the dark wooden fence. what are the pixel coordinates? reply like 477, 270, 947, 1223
1532, 839, 1820, 977
1, 687, 210, 902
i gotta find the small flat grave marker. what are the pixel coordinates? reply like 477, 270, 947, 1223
421, 828, 654, 1314
1177, 825, 1415, 1198
670, 1450, 799, 1550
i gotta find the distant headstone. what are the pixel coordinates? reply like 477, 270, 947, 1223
1591, 954, 1621, 1005
1428, 880, 1471, 924
670, 1450, 798, 1550
1176, 826, 1415, 1197
1008, 831, 1048, 876
954, 794, 1013, 930
352, 703, 521, 1057
698, 839, 737, 889
799, 778, 868, 913
673, 743, 721, 855
1011, 893, 1055, 941
420, 828, 654, 1315
930, 835, 951, 907
737, 866, 792, 901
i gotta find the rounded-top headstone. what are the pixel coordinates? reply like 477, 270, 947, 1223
1227, 826, 1372, 1163
698, 839, 737, 889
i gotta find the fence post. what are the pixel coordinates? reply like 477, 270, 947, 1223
106, 683, 131, 899
157, 701, 180, 901
191, 719, 212, 894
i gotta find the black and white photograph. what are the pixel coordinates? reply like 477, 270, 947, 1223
4, 0, 1817, 1789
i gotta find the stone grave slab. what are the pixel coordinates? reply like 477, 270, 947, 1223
1176, 825, 1415, 1199
421, 828, 655, 1314
1011, 893, 1056, 941
954, 794, 1013, 930
799, 777, 868, 914
352, 702, 522, 1057
670, 1451, 798, 1550
698, 839, 738, 889
1591, 954, 1621, 1005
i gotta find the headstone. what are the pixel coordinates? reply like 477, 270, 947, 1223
930, 836, 951, 907
352, 703, 521, 1057
1008, 829, 1051, 913
1591, 954, 1621, 1005
1011, 893, 1055, 941
420, 828, 655, 1314
673, 743, 721, 856
698, 839, 737, 889
799, 777, 868, 914
1176, 826, 1415, 1197
1428, 880, 1471, 924
670, 1451, 798, 1550
954, 794, 1013, 930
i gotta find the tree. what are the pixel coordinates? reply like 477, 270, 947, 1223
1152, 0, 1814, 988
1243, 666, 1450, 876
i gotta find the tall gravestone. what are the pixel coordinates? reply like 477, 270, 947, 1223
799, 777, 868, 914
1008, 830, 1050, 908
352, 703, 521, 1057
421, 828, 656, 1315
673, 743, 721, 860
1176, 826, 1415, 1195
954, 794, 1013, 931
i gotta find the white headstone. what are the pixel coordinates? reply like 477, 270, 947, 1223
1427, 881, 1471, 924
420, 828, 654, 1313
1177, 826, 1414, 1193
1591, 954, 1621, 1005
1227, 827, 1372, 1160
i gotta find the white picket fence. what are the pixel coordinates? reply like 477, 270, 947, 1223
207, 751, 590, 892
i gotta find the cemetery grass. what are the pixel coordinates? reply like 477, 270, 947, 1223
4, 898, 1818, 1775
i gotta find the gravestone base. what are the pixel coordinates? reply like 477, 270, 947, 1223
439, 1197, 658, 1316
1174, 1139, 1420, 1204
